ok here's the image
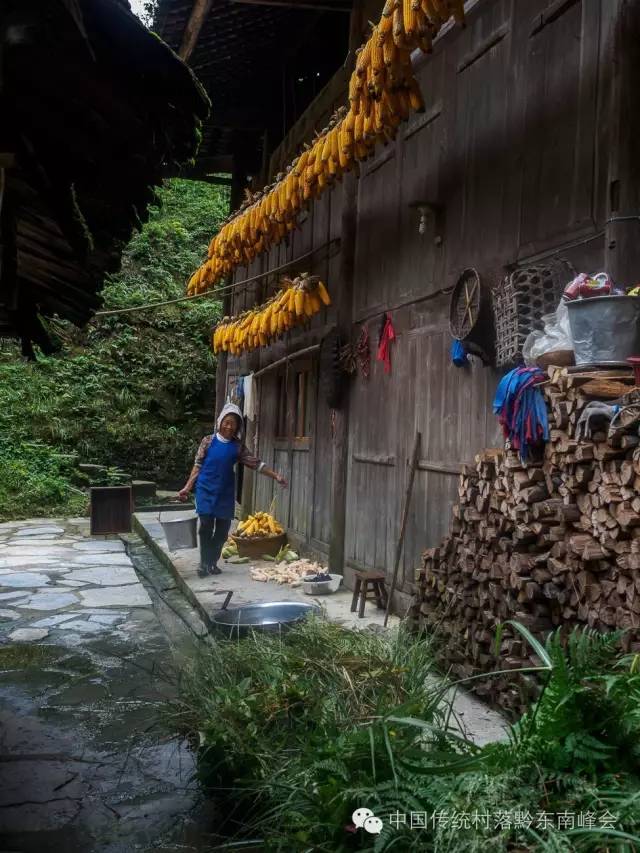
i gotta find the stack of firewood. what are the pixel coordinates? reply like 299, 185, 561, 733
413, 367, 640, 715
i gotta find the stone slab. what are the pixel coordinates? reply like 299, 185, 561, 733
0, 609, 20, 621
0, 591, 30, 602
79, 585, 151, 608
0, 558, 60, 569
71, 553, 132, 566
2, 547, 80, 559
89, 613, 126, 625
63, 566, 139, 586
7, 538, 76, 547
55, 619, 108, 634
13, 526, 65, 537
72, 540, 125, 552
9, 627, 50, 641
18, 592, 78, 611
0, 572, 51, 588
31, 614, 81, 628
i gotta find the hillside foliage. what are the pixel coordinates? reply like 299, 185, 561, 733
0, 178, 228, 521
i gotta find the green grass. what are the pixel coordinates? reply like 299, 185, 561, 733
171, 621, 640, 852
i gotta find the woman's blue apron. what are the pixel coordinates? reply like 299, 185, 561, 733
195, 436, 239, 518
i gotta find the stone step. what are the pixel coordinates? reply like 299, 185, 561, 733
78, 463, 107, 475
132, 480, 157, 500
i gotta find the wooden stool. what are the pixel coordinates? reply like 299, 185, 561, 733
350, 571, 388, 618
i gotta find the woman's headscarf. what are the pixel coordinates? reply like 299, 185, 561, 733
216, 401, 243, 440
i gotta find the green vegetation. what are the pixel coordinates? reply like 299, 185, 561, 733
173, 621, 640, 852
0, 178, 229, 521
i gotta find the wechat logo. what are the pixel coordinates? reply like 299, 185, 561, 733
352, 807, 384, 835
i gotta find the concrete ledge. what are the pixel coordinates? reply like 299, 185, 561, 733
133, 511, 401, 633
133, 513, 215, 631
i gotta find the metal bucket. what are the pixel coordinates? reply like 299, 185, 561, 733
160, 513, 198, 551
567, 295, 640, 366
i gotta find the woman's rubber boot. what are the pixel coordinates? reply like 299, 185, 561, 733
208, 564, 222, 575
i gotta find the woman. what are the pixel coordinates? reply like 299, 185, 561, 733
178, 402, 287, 577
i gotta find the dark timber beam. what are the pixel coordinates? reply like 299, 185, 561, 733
179, 0, 215, 63
230, 0, 350, 11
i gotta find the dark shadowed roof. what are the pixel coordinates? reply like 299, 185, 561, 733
0, 0, 210, 354
154, 0, 351, 178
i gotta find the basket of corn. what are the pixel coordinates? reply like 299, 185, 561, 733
231, 509, 286, 558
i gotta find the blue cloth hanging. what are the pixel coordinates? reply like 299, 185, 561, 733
451, 339, 469, 367
493, 367, 549, 461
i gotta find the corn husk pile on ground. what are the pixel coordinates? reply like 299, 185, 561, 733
213, 274, 331, 355
188, 0, 466, 294
412, 367, 640, 716
250, 555, 323, 586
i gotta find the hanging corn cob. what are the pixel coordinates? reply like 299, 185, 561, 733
212, 273, 331, 355
188, 0, 465, 296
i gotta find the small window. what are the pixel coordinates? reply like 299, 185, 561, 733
274, 367, 311, 440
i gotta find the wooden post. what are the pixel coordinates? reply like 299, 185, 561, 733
215, 157, 245, 419
178, 0, 214, 63
384, 432, 421, 627
328, 172, 357, 573
604, 0, 640, 287
328, 0, 362, 574
240, 350, 261, 520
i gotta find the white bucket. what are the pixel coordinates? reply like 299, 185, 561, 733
160, 513, 198, 551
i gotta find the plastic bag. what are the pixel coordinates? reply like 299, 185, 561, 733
522, 300, 573, 366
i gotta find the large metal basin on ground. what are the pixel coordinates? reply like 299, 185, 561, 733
211, 600, 321, 638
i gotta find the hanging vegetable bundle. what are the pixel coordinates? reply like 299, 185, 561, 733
213, 273, 331, 355
188, 0, 465, 296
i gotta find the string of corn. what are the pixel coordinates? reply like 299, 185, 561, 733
212, 273, 331, 354
187, 0, 465, 296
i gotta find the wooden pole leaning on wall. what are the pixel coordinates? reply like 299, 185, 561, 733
384, 431, 421, 627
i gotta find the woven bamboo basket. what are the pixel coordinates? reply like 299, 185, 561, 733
231, 532, 286, 559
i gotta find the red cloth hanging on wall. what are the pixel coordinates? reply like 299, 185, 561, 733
376, 312, 395, 374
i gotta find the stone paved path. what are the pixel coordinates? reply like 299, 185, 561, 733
0, 518, 151, 640
0, 517, 213, 853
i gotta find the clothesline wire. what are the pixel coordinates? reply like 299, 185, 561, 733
94, 238, 341, 317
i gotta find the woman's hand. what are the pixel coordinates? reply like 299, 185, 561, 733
177, 487, 191, 502
275, 473, 288, 487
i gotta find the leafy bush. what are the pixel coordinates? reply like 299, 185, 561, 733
172, 622, 640, 852
0, 441, 87, 521
0, 178, 228, 519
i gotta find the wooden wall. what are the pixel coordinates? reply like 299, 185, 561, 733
226, 0, 618, 601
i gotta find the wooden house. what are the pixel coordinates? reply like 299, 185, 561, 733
0, 0, 209, 357
161, 0, 640, 611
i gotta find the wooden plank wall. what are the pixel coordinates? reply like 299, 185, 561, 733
344, 0, 610, 597
225, 0, 614, 595
231, 183, 345, 549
